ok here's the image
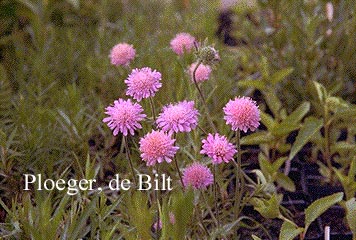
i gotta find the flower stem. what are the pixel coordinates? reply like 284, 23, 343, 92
234, 130, 244, 220
149, 96, 157, 122
200, 190, 219, 227
173, 133, 184, 189
323, 106, 334, 183
155, 165, 161, 240
213, 165, 220, 227
192, 61, 217, 133
123, 135, 137, 186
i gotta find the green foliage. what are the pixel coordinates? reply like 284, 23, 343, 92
0, 0, 355, 239
303, 192, 344, 236
344, 198, 356, 238
334, 157, 356, 200
170, 189, 194, 240
279, 221, 304, 240
251, 193, 282, 219
288, 116, 323, 161
126, 191, 154, 240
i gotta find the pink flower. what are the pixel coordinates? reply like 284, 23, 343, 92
189, 62, 212, 83
103, 99, 146, 136
156, 100, 199, 134
170, 33, 196, 56
125, 67, 162, 102
139, 130, 179, 166
223, 97, 260, 133
109, 43, 136, 66
200, 133, 237, 164
182, 163, 213, 189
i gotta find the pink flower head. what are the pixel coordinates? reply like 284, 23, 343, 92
139, 130, 179, 166
109, 43, 136, 66
153, 212, 175, 231
125, 67, 162, 102
170, 33, 196, 56
156, 100, 199, 134
182, 163, 213, 189
189, 62, 212, 83
223, 97, 260, 132
200, 133, 237, 164
103, 99, 146, 136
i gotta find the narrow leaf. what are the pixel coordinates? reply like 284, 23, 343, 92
270, 68, 294, 85
304, 192, 344, 233
279, 221, 303, 240
289, 117, 323, 160
345, 198, 356, 236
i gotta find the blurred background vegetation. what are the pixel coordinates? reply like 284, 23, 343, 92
0, 0, 355, 238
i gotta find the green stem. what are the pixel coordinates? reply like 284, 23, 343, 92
155, 165, 161, 239
124, 136, 137, 186
173, 133, 184, 189
213, 165, 220, 227
192, 61, 217, 133
196, 203, 210, 236
200, 190, 219, 227
323, 107, 333, 183
149, 96, 157, 122
234, 130, 245, 220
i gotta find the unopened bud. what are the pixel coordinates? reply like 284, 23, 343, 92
199, 46, 220, 65
326, 2, 333, 22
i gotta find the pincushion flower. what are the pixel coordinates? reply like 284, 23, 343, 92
103, 99, 146, 136
156, 100, 199, 134
125, 67, 162, 101
170, 33, 196, 56
109, 43, 136, 66
189, 62, 212, 83
182, 163, 213, 189
200, 133, 237, 164
223, 97, 260, 132
139, 130, 179, 166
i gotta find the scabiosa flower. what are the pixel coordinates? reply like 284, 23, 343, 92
103, 99, 146, 136
139, 130, 179, 166
223, 97, 260, 132
182, 163, 213, 189
156, 100, 199, 134
200, 133, 237, 164
109, 43, 136, 66
125, 67, 162, 101
170, 33, 196, 56
189, 62, 212, 83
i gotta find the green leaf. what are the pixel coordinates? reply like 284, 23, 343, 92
260, 112, 275, 130
238, 79, 266, 90
345, 198, 356, 236
289, 117, 323, 161
240, 131, 275, 145
279, 221, 304, 240
271, 122, 300, 137
263, 91, 282, 117
251, 194, 282, 219
312, 81, 328, 103
284, 102, 310, 125
172, 189, 194, 240
252, 234, 262, 240
127, 192, 153, 240
270, 68, 294, 85
304, 192, 344, 234
276, 173, 296, 192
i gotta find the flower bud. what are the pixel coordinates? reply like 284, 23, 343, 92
198, 46, 220, 65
